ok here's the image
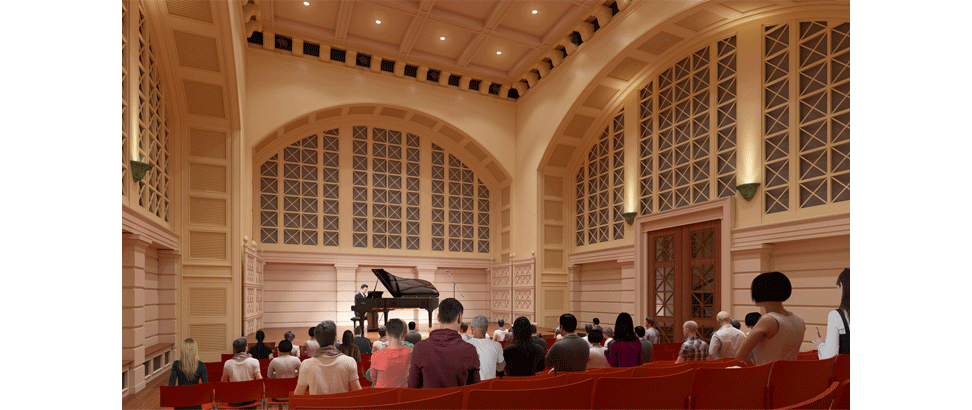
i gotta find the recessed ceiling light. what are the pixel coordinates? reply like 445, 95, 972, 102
532, 10, 538, 14
496, 51, 502, 55
440, 36, 446, 41
375, 20, 382, 24
303, 1, 309, 5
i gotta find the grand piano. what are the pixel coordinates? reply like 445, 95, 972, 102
352, 268, 440, 330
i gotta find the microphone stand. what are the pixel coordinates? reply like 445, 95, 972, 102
447, 269, 464, 299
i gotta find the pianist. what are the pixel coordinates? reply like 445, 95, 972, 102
355, 284, 377, 333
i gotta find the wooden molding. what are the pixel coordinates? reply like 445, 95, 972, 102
122, 205, 179, 250
730, 212, 850, 251
568, 244, 635, 265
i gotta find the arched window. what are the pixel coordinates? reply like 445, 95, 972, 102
575, 108, 625, 246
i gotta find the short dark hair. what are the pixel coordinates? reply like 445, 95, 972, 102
745, 312, 762, 327
559, 313, 578, 333
460, 322, 468, 332
408, 321, 416, 330
592, 318, 600, 326
588, 328, 603, 344
437, 298, 464, 324
386, 319, 405, 339
255, 330, 265, 342
731, 319, 741, 330
232, 337, 247, 354
530, 324, 538, 334
361, 284, 368, 289
278, 340, 293, 353
497, 318, 505, 327
378, 326, 387, 337
751, 271, 792, 302
315, 320, 337, 346
645, 317, 655, 326
308, 327, 316, 337
635, 326, 646, 338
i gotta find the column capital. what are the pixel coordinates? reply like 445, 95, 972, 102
157, 249, 182, 262
122, 233, 152, 249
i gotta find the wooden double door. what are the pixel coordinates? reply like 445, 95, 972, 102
647, 220, 721, 344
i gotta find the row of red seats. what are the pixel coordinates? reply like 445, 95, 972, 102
168, 354, 848, 409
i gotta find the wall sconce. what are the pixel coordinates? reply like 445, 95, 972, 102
131, 160, 153, 183
736, 182, 761, 201
622, 211, 637, 225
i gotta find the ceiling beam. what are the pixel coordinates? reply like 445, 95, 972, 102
334, 0, 354, 40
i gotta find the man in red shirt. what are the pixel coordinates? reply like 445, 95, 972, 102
407, 298, 481, 388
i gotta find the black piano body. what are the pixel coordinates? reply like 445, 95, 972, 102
352, 268, 440, 330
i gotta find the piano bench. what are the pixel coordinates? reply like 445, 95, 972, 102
351, 317, 366, 333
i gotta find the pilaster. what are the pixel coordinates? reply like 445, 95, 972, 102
122, 233, 151, 394
334, 263, 358, 327
157, 249, 181, 346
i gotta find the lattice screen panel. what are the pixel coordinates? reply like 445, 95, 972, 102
368, 128, 419, 250
639, 36, 737, 215
135, 3, 171, 222
764, 21, 850, 213
431, 143, 490, 253
259, 130, 340, 246
575, 108, 624, 246
352, 126, 370, 248
122, 0, 129, 197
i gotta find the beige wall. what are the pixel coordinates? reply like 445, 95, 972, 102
571, 261, 626, 328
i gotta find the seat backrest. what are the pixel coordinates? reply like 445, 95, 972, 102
357, 391, 465, 409
830, 380, 849, 410
396, 381, 492, 406
832, 354, 849, 383
778, 381, 839, 410
489, 374, 569, 390
592, 370, 695, 410
289, 388, 401, 409
467, 379, 595, 410
263, 377, 299, 398
631, 364, 693, 378
203, 361, 223, 382
221, 353, 234, 362
259, 358, 272, 369
690, 362, 773, 409
687, 360, 744, 369
565, 369, 634, 384
360, 353, 371, 362
768, 357, 837, 409
214, 379, 264, 403
159, 382, 213, 408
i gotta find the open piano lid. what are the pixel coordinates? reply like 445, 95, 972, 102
371, 268, 440, 298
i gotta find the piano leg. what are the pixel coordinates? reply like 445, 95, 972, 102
428, 309, 434, 328
382, 310, 389, 325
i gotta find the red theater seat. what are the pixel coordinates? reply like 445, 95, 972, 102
689, 362, 772, 409
767, 357, 837, 409
779, 381, 839, 410
160, 382, 213, 410
467, 379, 595, 409
592, 369, 694, 410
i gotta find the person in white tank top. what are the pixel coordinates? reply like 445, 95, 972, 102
735, 271, 806, 365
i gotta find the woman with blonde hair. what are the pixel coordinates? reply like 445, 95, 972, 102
168, 338, 208, 408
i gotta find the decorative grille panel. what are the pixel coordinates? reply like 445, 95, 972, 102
764, 21, 850, 214
640, 36, 737, 215
431, 143, 490, 254
575, 108, 624, 246
122, 0, 129, 197
135, 3, 171, 222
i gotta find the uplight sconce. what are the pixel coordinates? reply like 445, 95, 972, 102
622, 211, 637, 225
736, 182, 761, 201
131, 159, 153, 183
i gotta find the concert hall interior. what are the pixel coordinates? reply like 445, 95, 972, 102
119, 0, 854, 402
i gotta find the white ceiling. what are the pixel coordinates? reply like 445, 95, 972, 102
257, 0, 606, 85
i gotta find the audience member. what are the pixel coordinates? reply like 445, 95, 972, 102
603, 326, 615, 347
545, 313, 589, 372
338, 330, 361, 362
268, 340, 300, 378
373, 326, 389, 351
284, 330, 300, 356
369, 319, 412, 388
554, 326, 564, 341
295, 320, 361, 395
634, 326, 653, 364
404, 321, 422, 345
168, 338, 207, 386
247, 330, 272, 360
503, 317, 546, 376
222, 337, 262, 382
467, 315, 505, 380
735, 272, 806, 365
644, 317, 660, 344
731, 319, 742, 330
460, 321, 473, 341
709, 311, 747, 360
304, 327, 320, 356
582, 323, 595, 347
592, 317, 600, 327
492, 318, 510, 342
353, 327, 373, 355
744, 312, 762, 332
586, 329, 610, 369
816, 268, 850, 359
408, 298, 480, 388
530, 325, 546, 353
605, 313, 643, 367
675, 321, 708, 363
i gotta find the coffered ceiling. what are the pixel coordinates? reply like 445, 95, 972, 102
255, 0, 606, 85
